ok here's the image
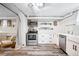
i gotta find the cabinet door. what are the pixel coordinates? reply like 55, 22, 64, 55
72, 42, 78, 56
38, 30, 53, 44
77, 43, 79, 56
66, 38, 75, 56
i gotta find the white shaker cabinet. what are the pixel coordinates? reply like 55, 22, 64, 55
76, 43, 79, 55
66, 37, 75, 56
66, 36, 79, 56
38, 30, 53, 44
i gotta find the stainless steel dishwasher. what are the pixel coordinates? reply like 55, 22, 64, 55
59, 34, 66, 52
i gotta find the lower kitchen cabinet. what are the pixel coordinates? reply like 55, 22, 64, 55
66, 39, 75, 56
66, 36, 79, 56
38, 31, 53, 44
77, 43, 79, 55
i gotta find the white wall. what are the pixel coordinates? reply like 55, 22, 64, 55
0, 19, 17, 33
53, 21, 60, 46
38, 21, 60, 45
0, 4, 28, 47
0, 4, 17, 33
18, 12, 28, 47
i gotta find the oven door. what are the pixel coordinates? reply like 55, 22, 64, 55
26, 34, 37, 45
28, 34, 36, 40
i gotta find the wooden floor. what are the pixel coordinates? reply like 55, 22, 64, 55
0, 44, 67, 56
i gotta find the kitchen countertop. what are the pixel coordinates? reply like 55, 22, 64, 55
59, 33, 79, 44
58, 33, 79, 38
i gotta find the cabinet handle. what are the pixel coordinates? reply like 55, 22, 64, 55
75, 45, 77, 51
73, 45, 75, 50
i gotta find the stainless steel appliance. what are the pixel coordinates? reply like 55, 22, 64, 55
27, 19, 38, 46
26, 31, 38, 46
59, 34, 66, 52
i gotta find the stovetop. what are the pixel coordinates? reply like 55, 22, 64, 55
27, 31, 38, 34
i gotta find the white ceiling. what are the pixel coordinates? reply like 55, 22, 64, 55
0, 4, 17, 17
2, 3, 79, 17
33, 3, 79, 17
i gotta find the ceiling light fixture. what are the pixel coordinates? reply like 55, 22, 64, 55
28, 3, 44, 11
32, 3, 44, 8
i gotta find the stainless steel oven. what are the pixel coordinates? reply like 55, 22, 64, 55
26, 33, 38, 46
28, 34, 36, 40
